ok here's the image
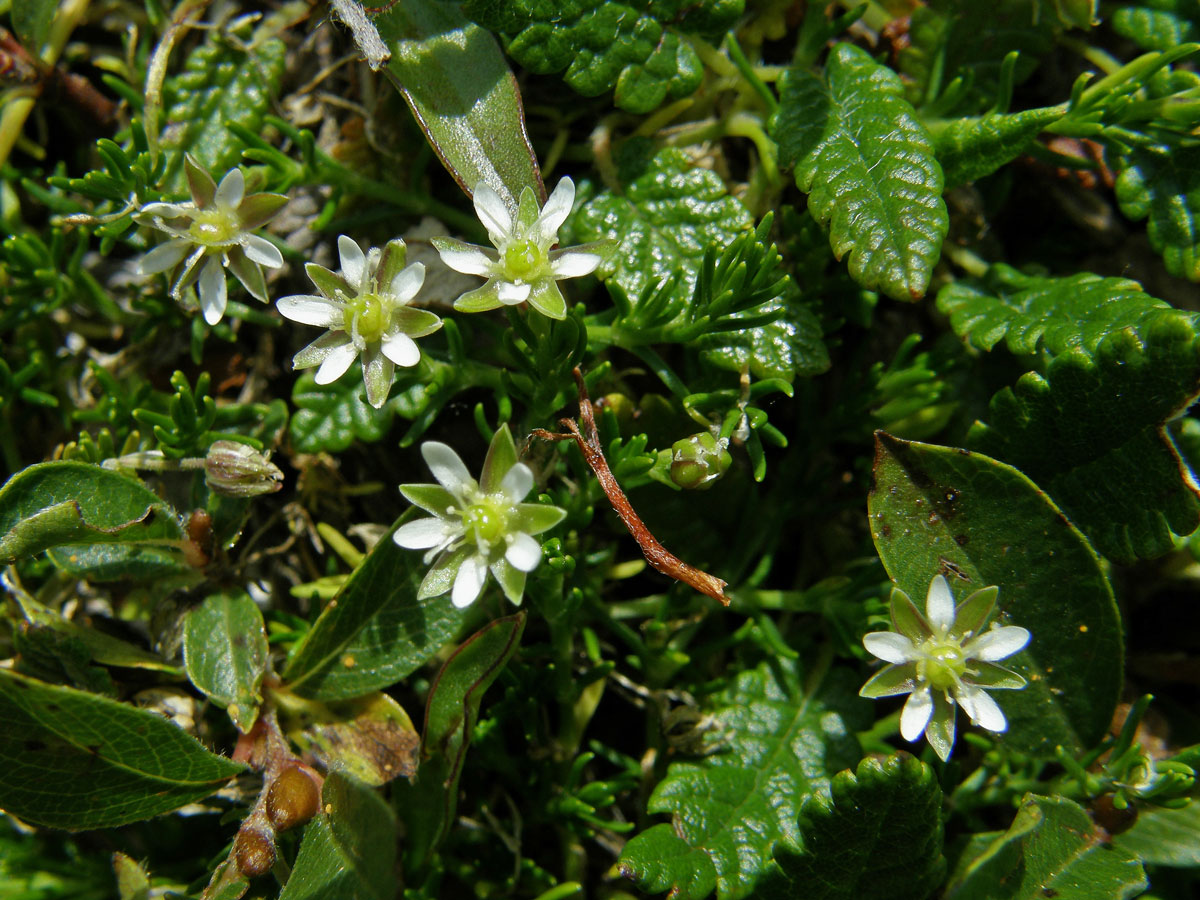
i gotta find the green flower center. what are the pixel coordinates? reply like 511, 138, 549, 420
503, 239, 546, 282
463, 500, 508, 546
188, 208, 241, 246
917, 637, 968, 691
346, 292, 388, 344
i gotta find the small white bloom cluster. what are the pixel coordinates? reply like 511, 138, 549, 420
860, 574, 1031, 761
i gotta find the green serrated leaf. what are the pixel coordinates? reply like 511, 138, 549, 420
462, 0, 743, 114
0, 669, 242, 830
697, 300, 831, 381
570, 141, 753, 311
773, 43, 947, 301
945, 795, 1145, 900
1113, 800, 1200, 866
281, 518, 467, 700
183, 591, 268, 733
1112, 0, 1200, 51
869, 433, 1122, 756
618, 659, 867, 900
1115, 143, 1200, 281
928, 105, 1065, 187
757, 754, 945, 900
970, 318, 1200, 563
278, 770, 397, 900
11, 0, 56, 53
289, 371, 399, 453
373, 0, 542, 210
0, 461, 190, 580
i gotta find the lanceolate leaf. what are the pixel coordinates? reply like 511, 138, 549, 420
372, 0, 543, 211
183, 591, 268, 733
1115, 142, 1200, 281
869, 433, 1122, 756
1113, 800, 1200, 866
0, 669, 242, 830
773, 43, 947, 301
618, 659, 867, 900
945, 795, 1146, 900
281, 518, 467, 700
758, 754, 946, 900
927, 105, 1065, 188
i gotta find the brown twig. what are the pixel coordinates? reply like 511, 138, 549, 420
533, 368, 728, 605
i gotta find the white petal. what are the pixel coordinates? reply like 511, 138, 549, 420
199, 257, 227, 325
505, 532, 542, 572
497, 280, 531, 304
538, 176, 575, 241
215, 168, 245, 210
314, 341, 358, 384
452, 554, 488, 608
899, 688, 935, 741
381, 332, 420, 367
141, 202, 191, 219
862, 631, 916, 664
926, 575, 956, 631
551, 250, 602, 279
277, 294, 343, 327
242, 233, 283, 268
389, 262, 425, 303
338, 235, 367, 288
394, 517, 454, 549
422, 442, 473, 491
956, 685, 1007, 732
473, 183, 512, 244
498, 463, 533, 502
967, 626, 1031, 662
138, 240, 190, 275
435, 242, 494, 277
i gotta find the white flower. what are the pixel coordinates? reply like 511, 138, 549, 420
431, 177, 613, 320
277, 235, 441, 409
136, 156, 287, 325
393, 424, 566, 608
860, 574, 1031, 761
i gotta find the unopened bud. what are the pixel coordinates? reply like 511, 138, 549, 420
233, 825, 276, 877
266, 765, 321, 832
205, 441, 283, 497
670, 432, 732, 490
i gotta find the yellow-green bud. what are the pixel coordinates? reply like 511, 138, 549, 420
670, 432, 732, 490
204, 441, 284, 497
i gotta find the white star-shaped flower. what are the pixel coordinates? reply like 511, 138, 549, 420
431, 177, 613, 320
136, 156, 287, 325
277, 235, 441, 409
393, 424, 566, 608
860, 574, 1031, 761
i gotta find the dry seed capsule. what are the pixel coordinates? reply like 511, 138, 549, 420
233, 825, 276, 878
266, 766, 321, 832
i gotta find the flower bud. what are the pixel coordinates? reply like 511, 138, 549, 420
670, 432, 732, 490
204, 441, 283, 497
233, 824, 276, 877
266, 765, 321, 832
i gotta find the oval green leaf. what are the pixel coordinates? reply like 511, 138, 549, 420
183, 591, 269, 733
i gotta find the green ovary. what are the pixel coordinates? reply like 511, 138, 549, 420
917, 638, 968, 691
503, 239, 547, 282
188, 208, 241, 246
346, 293, 388, 344
463, 500, 508, 546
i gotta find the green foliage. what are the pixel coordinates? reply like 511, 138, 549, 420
869, 434, 1122, 756
618, 659, 866, 900
460, 0, 744, 113
1114, 801, 1200, 866
11, 0, 57, 52
1112, 0, 1200, 51
182, 591, 269, 732
759, 754, 946, 900
928, 105, 1066, 187
1115, 142, 1200, 280
289, 371, 402, 453
0, 668, 243, 830
944, 795, 1146, 900
773, 43, 948, 301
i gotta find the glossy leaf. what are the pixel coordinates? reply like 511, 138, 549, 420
11, 0, 56, 53
869, 433, 1122, 756
278, 770, 397, 900
697, 300, 830, 382
1113, 800, 1200, 866
183, 591, 268, 732
289, 371, 400, 453
970, 318, 1200, 563
758, 754, 946, 900
372, 0, 542, 212
0, 669, 242, 830
1112, 0, 1200, 51
282, 518, 467, 700
945, 795, 1146, 900
618, 659, 867, 900
773, 43, 947, 301
1115, 143, 1200, 281
461, 0, 743, 114
395, 612, 526, 867
0, 461, 189, 580
928, 105, 1065, 188
14, 595, 178, 675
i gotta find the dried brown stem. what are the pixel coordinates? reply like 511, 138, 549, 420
533, 368, 728, 605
